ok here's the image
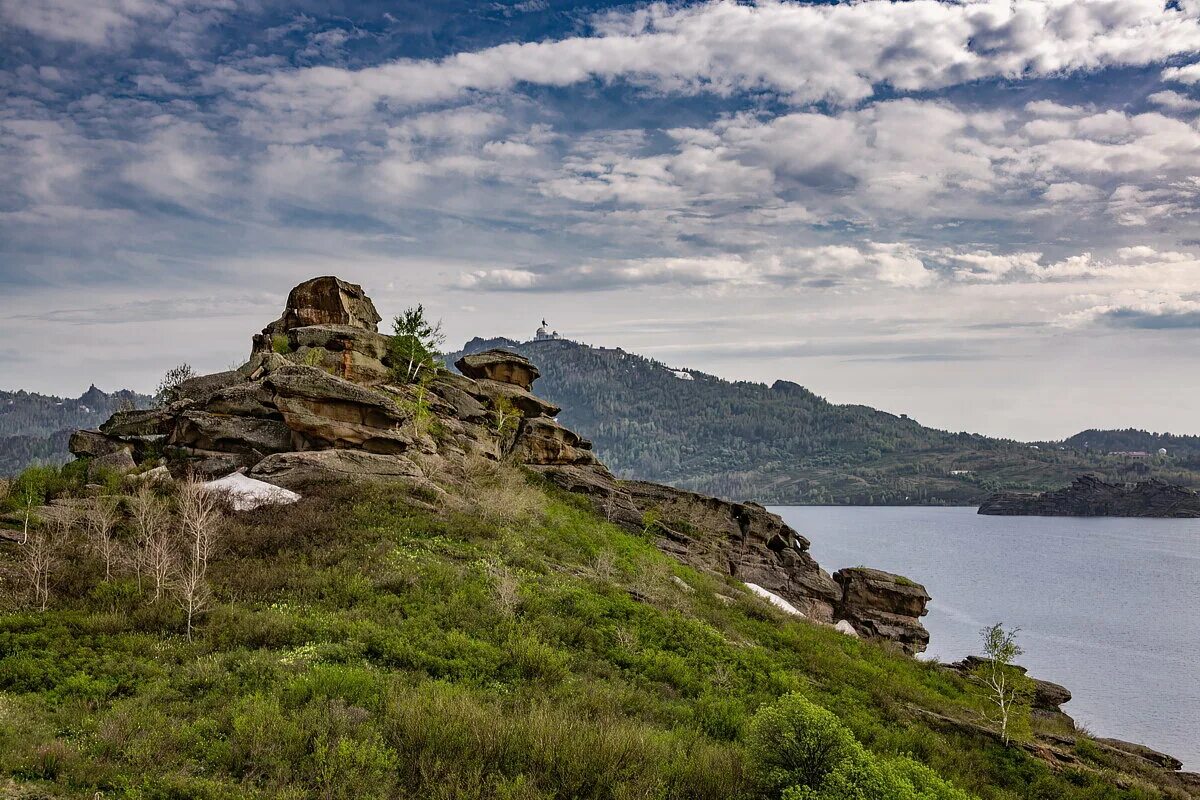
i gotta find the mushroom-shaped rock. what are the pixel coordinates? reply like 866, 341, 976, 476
833, 567, 931, 655
455, 349, 540, 390
269, 276, 382, 335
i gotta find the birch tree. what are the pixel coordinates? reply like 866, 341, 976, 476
972, 623, 1033, 745
389, 305, 445, 383
21, 504, 76, 611
85, 495, 122, 581
130, 485, 172, 599
174, 476, 222, 641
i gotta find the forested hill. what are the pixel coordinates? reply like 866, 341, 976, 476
1053, 429, 1200, 458
451, 337, 1200, 505
0, 386, 151, 475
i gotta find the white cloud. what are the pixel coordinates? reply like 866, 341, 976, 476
1163, 62, 1200, 85
455, 243, 937, 291
214, 0, 1200, 129
1058, 289, 1200, 328
1148, 89, 1200, 112
0, 0, 231, 50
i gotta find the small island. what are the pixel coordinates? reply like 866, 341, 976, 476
978, 475, 1200, 517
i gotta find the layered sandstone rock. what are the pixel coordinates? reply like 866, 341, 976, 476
979, 475, 1200, 517
833, 567, 931, 655
70, 275, 929, 651
948, 655, 1074, 726
455, 349, 540, 390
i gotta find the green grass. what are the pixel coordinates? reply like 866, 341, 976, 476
0, 472, 1178, 799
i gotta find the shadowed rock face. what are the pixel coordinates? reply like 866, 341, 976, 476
979, 474, 1200, 517
277, 276, 382, 332
833, 568, 931, 655
70, 275, 930, 651
456, 349, 540, 391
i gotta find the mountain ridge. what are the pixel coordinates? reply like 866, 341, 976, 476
449, 336, 1200, 505
0, 386, 152, 475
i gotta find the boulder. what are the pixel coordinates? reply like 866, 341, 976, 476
127, 465, 172, 488
833, 567, 931, 655
834, 619, 860, 638
88, 450, 137, 481
948, 656, 1072, 713
264, 365, 413, 453
69, 429, 132, 459
249, 450, 426, 490
274, 276, 382, 333
291, 346, 391, 385
427, 374, 490, 423
172, 370, 247, 405
455, 349, 540, 390
510, 417, 597, 466
171, 411, 296, 456
204, 382, 280, 418
1094, 739, 1183, 771
288, 324, 390, 361
100, 406, 179, 437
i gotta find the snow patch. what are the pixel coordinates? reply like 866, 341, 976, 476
745, 582, 806, 617
203, 472, 301, 512
671, 370, 694, 380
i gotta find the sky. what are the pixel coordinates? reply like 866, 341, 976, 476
2, 0, 1199, 441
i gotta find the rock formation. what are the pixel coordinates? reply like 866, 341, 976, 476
833, 568, 931, 655
979, 474, 1200, 517
948, 656, 1074, 727
69, 276, 930, 651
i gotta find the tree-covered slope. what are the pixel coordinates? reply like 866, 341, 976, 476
0, 387, 152, 475
0, 467, 1192, 799
452, 338, 1200, 505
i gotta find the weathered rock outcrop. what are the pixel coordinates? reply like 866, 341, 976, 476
456, 349, 539, 391
979, 475, 1200, 517
948, 656, 1074, 725
69, 276, 929, 651
833, 568, 931, 655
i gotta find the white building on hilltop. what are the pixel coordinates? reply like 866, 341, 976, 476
534, 319, 561, 341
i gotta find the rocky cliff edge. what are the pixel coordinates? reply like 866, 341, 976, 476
70, 276, 930, 652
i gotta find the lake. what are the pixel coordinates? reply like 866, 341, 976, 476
771, 506, 1200, 770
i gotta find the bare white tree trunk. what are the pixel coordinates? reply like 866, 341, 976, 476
20, 504, 76, 611
174, 476, 221, 641
85, 496, 121, 581
130, 486, 172, 600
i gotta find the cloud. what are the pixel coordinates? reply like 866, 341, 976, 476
1060, 291, 1200, 328
213, 0, 1200, 130
1163, 62, 1200, 85
1148, 90, 1200, 112
0, 0, 231, 51
455, 243, 937, 291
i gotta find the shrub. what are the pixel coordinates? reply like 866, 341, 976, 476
156, 363, 196, 404
271, 333, 292, 354
748, 693, 861, 794
749, 693, 974, 800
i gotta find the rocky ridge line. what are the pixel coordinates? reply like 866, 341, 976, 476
68, 276, 931, 653
979, 474, 1200, 517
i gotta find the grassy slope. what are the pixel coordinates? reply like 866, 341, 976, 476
0, 473, 1178, 799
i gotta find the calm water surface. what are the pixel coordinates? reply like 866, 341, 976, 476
770, 506, 1200, 769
